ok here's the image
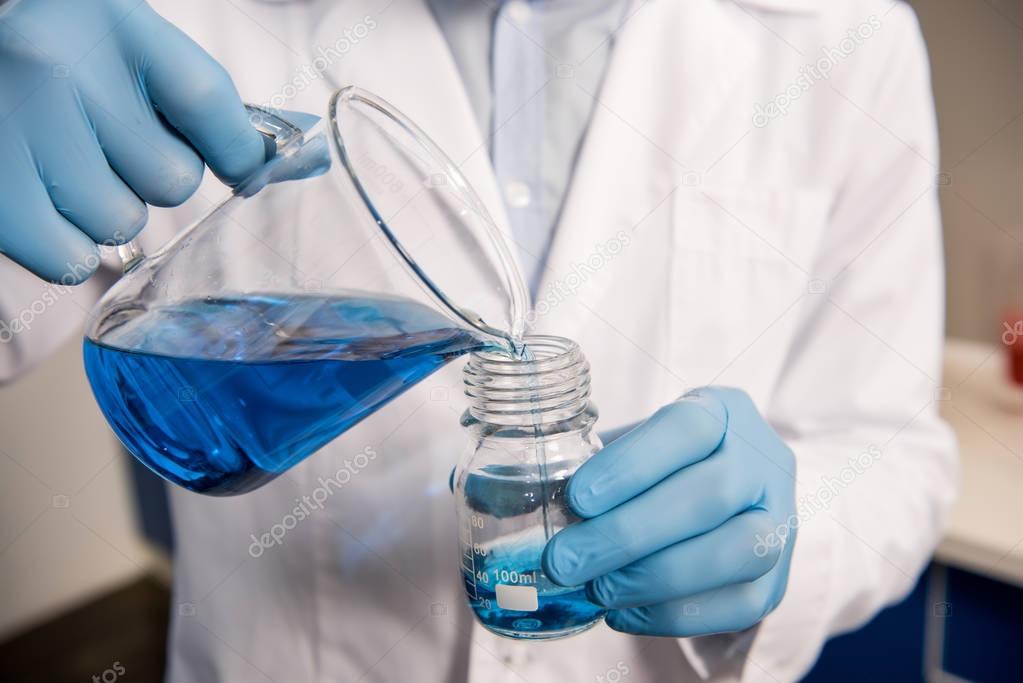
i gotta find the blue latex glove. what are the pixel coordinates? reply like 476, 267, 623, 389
542, 387, 798, 636
0, 0, 265, 283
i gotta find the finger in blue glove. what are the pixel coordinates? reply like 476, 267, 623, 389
542, 387, 798, 637
0, 0, 265, 282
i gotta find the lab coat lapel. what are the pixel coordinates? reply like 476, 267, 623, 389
311, 0, 524, 325
312, 0, 491, 190
532, 0, 756, 337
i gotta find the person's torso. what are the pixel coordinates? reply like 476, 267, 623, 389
143, 0, 878, 680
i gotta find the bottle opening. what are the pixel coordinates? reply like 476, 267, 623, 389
464, 336, 591, 425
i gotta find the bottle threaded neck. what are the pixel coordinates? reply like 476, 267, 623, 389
464, 335, 592, 426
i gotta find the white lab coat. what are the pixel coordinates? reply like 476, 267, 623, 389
0, 0, 957, 681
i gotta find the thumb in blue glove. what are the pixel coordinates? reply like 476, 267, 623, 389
0, 0, 265, 283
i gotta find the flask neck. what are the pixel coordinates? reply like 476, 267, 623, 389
463, 335, 592, 427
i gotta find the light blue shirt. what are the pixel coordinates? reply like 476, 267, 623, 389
427, 0, 631, 293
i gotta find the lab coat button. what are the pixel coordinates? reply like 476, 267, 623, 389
506, 1, 532, 23
505, 181, 532, 208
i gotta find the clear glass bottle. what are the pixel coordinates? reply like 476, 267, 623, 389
455, 335, 606, 639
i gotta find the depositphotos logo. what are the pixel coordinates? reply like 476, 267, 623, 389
249, 446, 377, 557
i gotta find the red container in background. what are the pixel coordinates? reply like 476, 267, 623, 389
1002, 309, 1023, 386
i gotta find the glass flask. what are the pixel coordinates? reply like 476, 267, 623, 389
83, 88, 529, 496
455, 335, 606, 639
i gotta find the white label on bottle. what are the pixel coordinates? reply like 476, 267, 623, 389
496, 584, 538, 612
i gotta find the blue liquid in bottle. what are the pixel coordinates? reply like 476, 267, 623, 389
83, 293, 494, 495
462, 546, 606, 640
460, 468, 606, 639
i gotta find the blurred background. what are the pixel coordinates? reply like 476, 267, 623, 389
1, 1, 1021, 681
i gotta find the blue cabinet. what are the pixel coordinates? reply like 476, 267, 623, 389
942, 568, 1023, 682
802, 567, 928, 682
802, 564, 1023, 682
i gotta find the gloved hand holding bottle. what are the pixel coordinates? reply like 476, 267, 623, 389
0, 0, 265, 283
543, 387, 798, 637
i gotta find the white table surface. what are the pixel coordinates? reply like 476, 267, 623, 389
936, 338, 1023, 587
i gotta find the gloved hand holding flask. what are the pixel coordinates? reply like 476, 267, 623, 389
0, 0, 264, 283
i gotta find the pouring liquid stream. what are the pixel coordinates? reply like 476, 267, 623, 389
520, 345, 557, 544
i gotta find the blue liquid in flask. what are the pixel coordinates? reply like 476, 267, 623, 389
83, 293, 495, 495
